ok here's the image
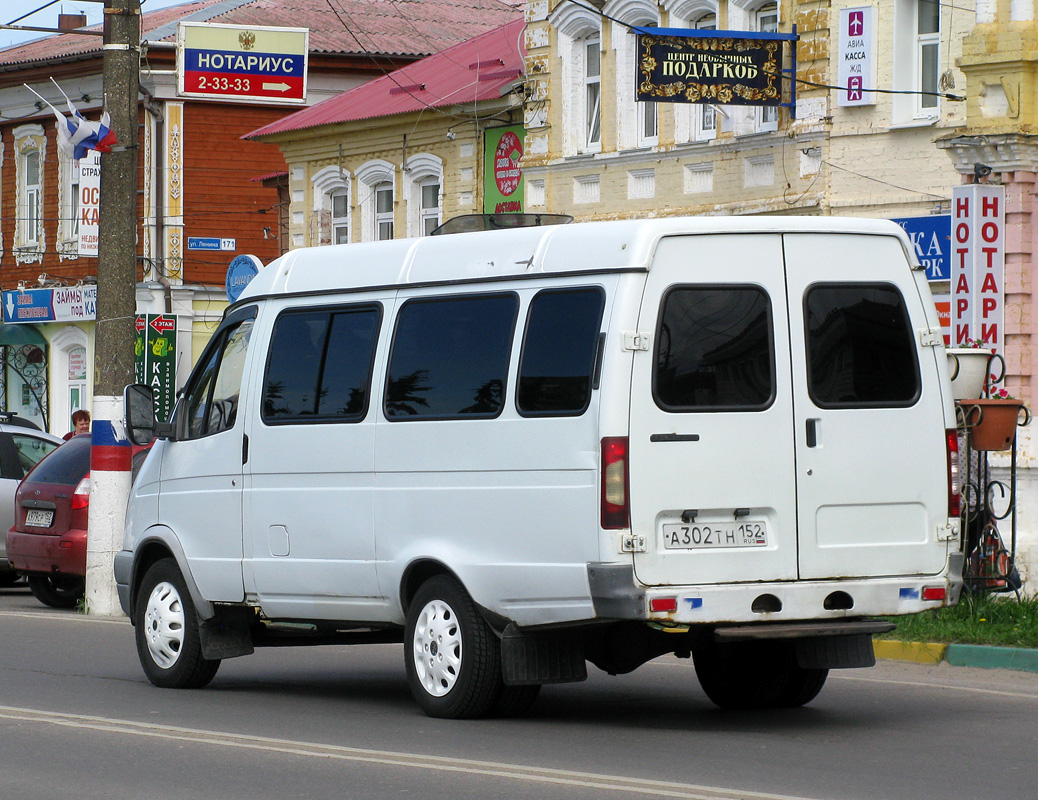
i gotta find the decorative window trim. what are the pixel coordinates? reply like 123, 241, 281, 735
404, 153, 443, 238
550, 2, 601, 156
311, 165, 351, 246
356, 159, 396, 243
14, 125, 45, 263
610, 2, 660, 151
57, 146, 81, 262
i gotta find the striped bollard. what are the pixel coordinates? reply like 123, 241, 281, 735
85, 396, 132, 616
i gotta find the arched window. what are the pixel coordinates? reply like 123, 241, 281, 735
14, 125, 46, 259
356, 160, 396, 242
606, 0, 660, 150
311, 165, 351, 246
665, 0, 721, 143
550, 3, 602, 155
404, 153, 443, 237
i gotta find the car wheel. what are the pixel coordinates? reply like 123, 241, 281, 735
134, 558, 220, 689
405, 575, 503, 719
693, 640, 827, 710
27, 574, 84, 608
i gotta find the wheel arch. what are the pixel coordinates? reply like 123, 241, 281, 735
399, 558, 460, 615
129, 528, 215, 621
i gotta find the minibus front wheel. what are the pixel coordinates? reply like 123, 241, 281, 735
405, 575, 504, 719
134, 558, 221, 689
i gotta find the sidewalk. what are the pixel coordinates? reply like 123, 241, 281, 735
875, 640, 1038, 673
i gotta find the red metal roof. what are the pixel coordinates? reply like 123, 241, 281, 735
0, 0, 524, 66
245, 17, 524, 137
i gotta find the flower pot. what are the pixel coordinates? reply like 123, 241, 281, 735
960, 399, 1026, 451
946, 348, 992, 400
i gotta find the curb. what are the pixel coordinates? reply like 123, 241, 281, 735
875, 640, 1038, 674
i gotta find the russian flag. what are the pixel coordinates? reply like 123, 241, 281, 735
26, 79, 119, 160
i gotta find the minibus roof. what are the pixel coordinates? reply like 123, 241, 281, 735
238, 216, 912, 301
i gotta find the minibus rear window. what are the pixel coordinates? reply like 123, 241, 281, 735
653, 286, 775, 412
518, 288, 605, 416
804, 283, 920, 407
385, 293, 518, 420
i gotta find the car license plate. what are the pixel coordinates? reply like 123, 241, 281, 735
24, 509, 53, 528
662, 520, 768, 549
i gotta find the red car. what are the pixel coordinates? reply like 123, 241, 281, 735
6, 434, 92, 607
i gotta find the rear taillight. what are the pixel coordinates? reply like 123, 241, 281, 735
947, 429, 961, 518
72, 474, 91, 510
601, 437, 630, 530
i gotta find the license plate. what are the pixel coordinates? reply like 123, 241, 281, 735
662, 520, 768, 549
24, 509, 53, 528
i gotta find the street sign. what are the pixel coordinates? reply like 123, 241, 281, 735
188, 237, 236, 251
837, 7, 876, 106
178, 22, 308, 104
226, 254, 262, 303
2, 286, 97, 324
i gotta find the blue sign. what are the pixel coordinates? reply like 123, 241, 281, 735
188, 237, 236, 251
2, 286, 97, 324
892, 215, 950, 281
226, 255, 262, 302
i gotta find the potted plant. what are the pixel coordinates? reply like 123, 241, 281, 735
961, 387, 1031, 451
947, 338, 1000, 400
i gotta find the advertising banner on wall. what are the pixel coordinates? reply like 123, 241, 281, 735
77, 150, 101, 257
951, 184, 1004, 354
837, 7, 876, 106
635, 31, 783, 106
134, 314, 178, 423
2, 286, 96, 324
483, 126, 525, 214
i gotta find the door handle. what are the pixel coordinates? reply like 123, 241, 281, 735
806, 418, 819, 448
650, 433, 700, 443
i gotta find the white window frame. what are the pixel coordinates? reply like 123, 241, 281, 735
311, 165, 351, 246
915, 0, 940, 116
584, 35, 603, 151
14, 125, 45, 261
665, 0, 722, 143
331, 189, 350, 244
356, 160, 396, 243
404, 153, 444, 237
754, 2, 780, 132
57, 147, 80, 259
607, 0, 660, 151
550, 3, 602, 155
374, 183, 394, 241
892, 0, 941, 122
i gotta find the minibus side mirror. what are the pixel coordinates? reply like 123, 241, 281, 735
124, 384, 173, 444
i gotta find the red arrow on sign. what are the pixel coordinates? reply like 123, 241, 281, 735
135, 315, 146, 334
150, 315, 176, 333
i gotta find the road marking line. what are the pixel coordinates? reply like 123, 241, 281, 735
0, 705, 821, 800
0, 610, 128, 625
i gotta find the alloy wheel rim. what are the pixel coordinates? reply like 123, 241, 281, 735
412, 598, 462, 697
143, 580, 185, 669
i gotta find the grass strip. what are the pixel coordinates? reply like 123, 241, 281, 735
883, 593, 1038, 649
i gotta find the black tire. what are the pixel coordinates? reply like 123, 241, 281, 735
693, 640, 828, 710
134, 558, 220, 689
404, 575, 503, 719
27, 574, 84, 608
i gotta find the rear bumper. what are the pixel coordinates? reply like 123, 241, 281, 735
5, 528, 87, 577
588, 559, 964, 625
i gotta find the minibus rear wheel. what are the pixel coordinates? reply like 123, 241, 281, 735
693, 640, 827, 709
134, 558, 220, 689
405, 575, 502, 719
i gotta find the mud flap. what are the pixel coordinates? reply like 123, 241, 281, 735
500, 623, 588, 685
794, 633, 876, 669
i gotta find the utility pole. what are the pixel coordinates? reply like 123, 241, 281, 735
85, 0, 141, 616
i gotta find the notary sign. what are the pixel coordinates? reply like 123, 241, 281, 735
636, 31, 782, 106
178, 22, 309, 104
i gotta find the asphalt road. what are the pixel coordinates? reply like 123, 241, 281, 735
2, 581, 1037, 800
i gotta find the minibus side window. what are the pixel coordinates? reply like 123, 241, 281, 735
181, 317, 255, 440
517, 287, 605, 416
804, 283, 920, 407
653, 285, 775, 411
385, 293, 518, 420
262, 305, 381, 423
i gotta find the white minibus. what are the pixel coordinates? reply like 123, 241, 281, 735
119, 216, 963, 718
